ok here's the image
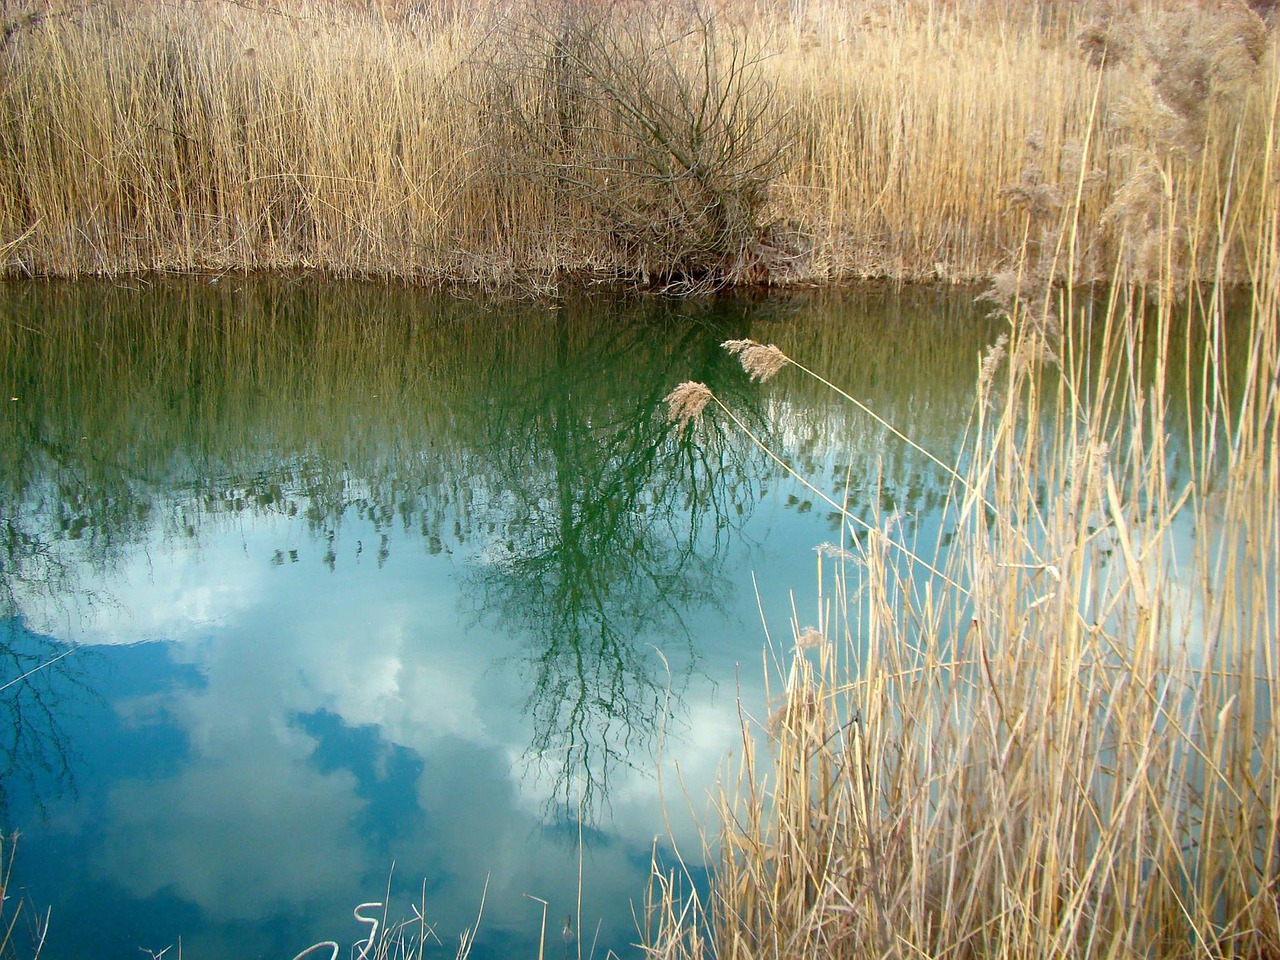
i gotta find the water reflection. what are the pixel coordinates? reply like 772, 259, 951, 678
0, 619, 79, 817
0, 278, 1003, 958
465, 299, 775, 813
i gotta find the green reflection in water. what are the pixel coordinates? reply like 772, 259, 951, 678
0, 278, 1008, 824
2, 276, 1093, 958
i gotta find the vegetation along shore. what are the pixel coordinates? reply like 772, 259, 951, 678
1, 0, 1277, 959
0, 0, 1275, 290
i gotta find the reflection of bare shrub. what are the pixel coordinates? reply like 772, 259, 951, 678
481, 0, 785, 290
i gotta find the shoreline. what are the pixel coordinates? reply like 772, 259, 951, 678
1, 0, 1274, 292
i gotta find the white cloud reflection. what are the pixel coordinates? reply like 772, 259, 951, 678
24, 504, 761, 955
97, 752, 369, 919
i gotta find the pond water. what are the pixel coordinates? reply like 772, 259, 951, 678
0, 278, 1006, 959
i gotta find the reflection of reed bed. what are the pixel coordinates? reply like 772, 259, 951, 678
741, 288, 1005, 520
0, 279, 1006, 594
651, 60, 1280, 960
0, 280, 993, 509
0, 282, 780, 603
0, 0, 1275, 287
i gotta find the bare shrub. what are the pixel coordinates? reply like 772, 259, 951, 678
478, 0, 787, 290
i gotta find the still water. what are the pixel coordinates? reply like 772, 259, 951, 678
0, 278, 1000, 959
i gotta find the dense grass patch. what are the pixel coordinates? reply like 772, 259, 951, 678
0, 0, 1275, 288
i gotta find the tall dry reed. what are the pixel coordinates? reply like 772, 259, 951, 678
0, 0, 1274, 288
0, 833, 48, 957
646, 17, 1279, 957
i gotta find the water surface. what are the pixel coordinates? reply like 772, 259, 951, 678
0, 278, 1001, 959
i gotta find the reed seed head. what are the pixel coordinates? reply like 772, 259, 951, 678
795, 626, 826, 650
815, 541, 856, 561
979, 332, 1009, 387
664, 381, 713, 428
722, 339, 788, 382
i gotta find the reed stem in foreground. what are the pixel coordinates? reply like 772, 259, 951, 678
651, 68, 1279, 959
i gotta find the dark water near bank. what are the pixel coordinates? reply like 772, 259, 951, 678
0, 278, 1005, 959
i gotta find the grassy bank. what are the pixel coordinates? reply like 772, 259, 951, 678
0, 0, 1275, 288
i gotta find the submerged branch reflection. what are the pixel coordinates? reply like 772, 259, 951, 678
464, 300, 770, 815
0, 279, 1009, 825
0, 619, 80, 818
0, 281, 781, 818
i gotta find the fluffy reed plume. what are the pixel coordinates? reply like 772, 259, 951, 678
664, 381, 714, 429
722, 340, 788, 383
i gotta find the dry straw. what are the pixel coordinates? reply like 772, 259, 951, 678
645, 4, 1280, 956
0, 0, 1275, 287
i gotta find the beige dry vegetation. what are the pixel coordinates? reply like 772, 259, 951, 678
654, 292, 1279, 958
646, 3, 1280, 953
0, 0, 1275, 288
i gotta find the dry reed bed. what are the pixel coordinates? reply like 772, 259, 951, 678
650, 316, 1279, 956
1, 2, 1276, 956
0, 0, 1275, 286
645, 33, 1280, 957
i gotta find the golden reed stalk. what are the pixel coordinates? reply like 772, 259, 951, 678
650, 7, 1280, 953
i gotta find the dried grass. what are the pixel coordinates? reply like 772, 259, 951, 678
0, 0, 1275, 287
644, 31, 1280, 959
0, 833, 49, 958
